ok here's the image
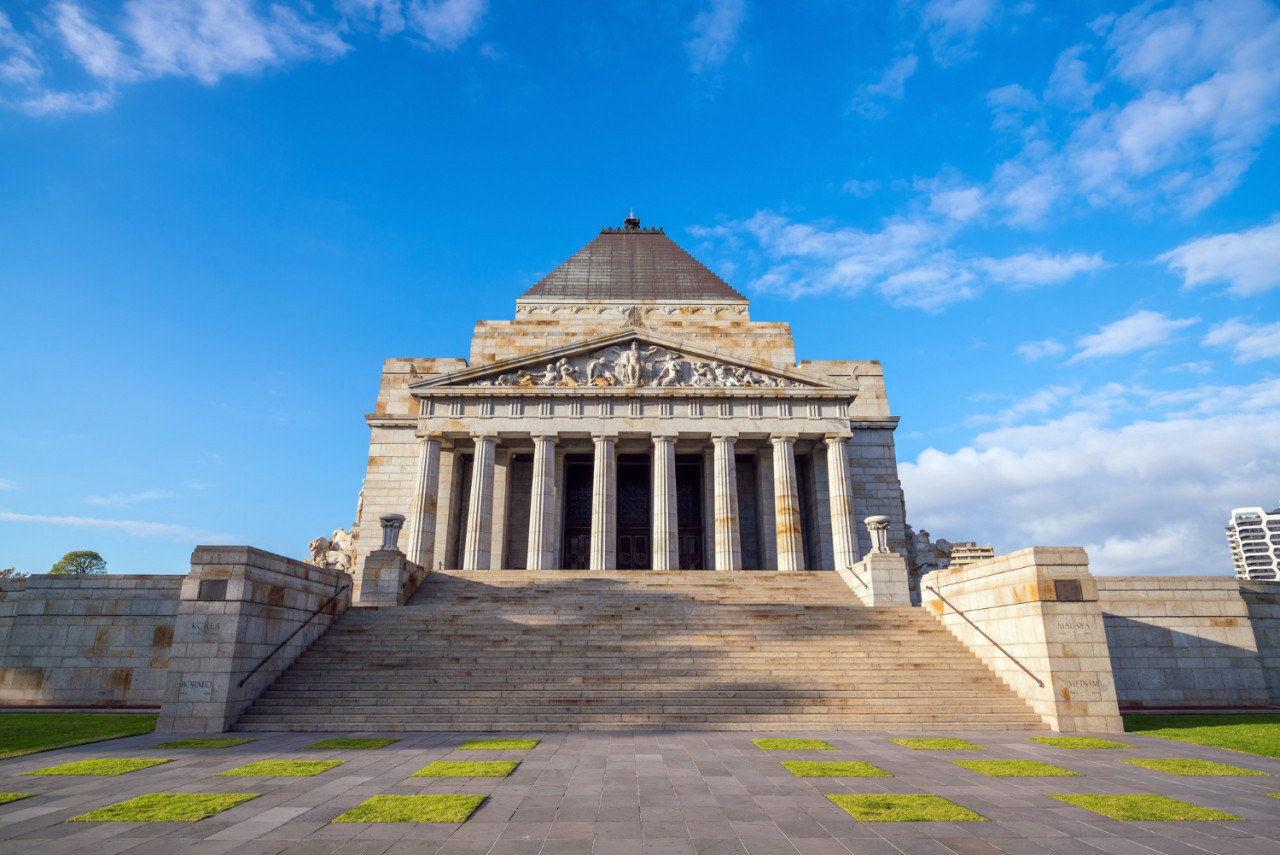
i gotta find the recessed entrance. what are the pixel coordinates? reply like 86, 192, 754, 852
617, 456, 650, 569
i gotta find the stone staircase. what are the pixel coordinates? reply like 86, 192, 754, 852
234, 570, 1044, 731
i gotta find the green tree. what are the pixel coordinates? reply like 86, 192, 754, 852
0, 567, 27, 579
49, 551, 107, 575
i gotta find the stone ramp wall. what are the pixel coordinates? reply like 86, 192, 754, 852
0, 575, 182, 708
1097, 577, 1274, 709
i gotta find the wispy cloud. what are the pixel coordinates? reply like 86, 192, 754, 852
852, 53, 918, 119
685, 0, 746, 75
84, 489, 177, 508
0, 510, 235, 542
407, 0, 487, 51
1068, 310, 1199, 362
978, 251, 1104, 288
0, 478, 17, 490
1159, 220, 1280, 296
1016, 338, 1065, 361
1204, 318, 1280, 363
921, 0, 999, 67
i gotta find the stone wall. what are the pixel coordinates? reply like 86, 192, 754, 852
1240, 581, 1280, 706
1098, 577, 1271, 709
0, 575, 182, 708
157, 546, 351, 733
922, 548, 1123, 732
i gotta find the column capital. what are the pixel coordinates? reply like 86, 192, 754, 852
770, 432, 799, 445
471, 432, 498, 442
529, 433, 559, 445
592, 433, 618, 444
651, 434, 678, 444
711, 433, 739, 445
414, 430, 446, 443
823, 432, 852, 444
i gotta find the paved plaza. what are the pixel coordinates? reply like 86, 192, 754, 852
4, 728, 1280, 854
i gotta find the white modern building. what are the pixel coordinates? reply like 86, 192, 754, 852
1227, 505, 1280, 581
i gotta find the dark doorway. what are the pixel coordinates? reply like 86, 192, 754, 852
676, 459, 704, 569
617, 456, 651, 569
562, 457, 592, 569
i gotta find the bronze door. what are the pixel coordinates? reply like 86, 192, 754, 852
617, 459, 651, 569
676, 461, 703, 569
562, 460, 592, 569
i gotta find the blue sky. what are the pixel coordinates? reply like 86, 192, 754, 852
1, 0, 1278, 577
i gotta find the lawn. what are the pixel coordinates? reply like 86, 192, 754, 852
1125, 714, 1280, 759
0, 713, 157, 760
1029, 737, 1133, 749
826, 794, 987, 822
412, 760, 519, 778
153, 738, 255, 750
890, 738, 986, 750
305, 738, 398, 750
780, 761, 891, 778
1121, 758, 1268, 776
0, 794, 34, 806
751, 739, 834, 751
24, 758, 171, 776
333, 794, 487, 823
458, 739, 539, 750
218, 760, 345, 777
953, 760, 1079, 777
69, 793, 259, 822
1050, 793, 1241, 821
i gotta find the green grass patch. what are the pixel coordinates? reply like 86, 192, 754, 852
890, 738, 986, 750
751, 738, 834, 751
1029, 737, 1133, 749
826, 794, 987, 822
1050, 793, 1241, 821
412, 760, 518, 778
68, 793, 259, 822
218, 760, 345, 777
153, 738, 255, 750
0, 794, 34, 806
333, 794, 486, 823
953, 760, 1079, 777
457, 739, 539, 750
0, 713, 157, 760
780, 761, 890, 778
304, 738, 399, 750
1125, 714, 1280, 759
1121, 758, 1268, 776
24, 758, 171, 776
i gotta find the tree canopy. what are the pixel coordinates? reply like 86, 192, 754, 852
0, 568, 27, 579
49, 551, 107, 575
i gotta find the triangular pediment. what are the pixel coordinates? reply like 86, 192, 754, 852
411, 330, 832, 391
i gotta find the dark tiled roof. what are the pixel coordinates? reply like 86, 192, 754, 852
520, 226, 746, 302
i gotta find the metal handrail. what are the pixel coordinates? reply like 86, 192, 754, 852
238, 584, 349, 688
844, 564, 867, 590
924, 585, 1044, 688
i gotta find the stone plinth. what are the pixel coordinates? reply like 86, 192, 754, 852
922, 547, 1123, 733
156, 546, 350, 733
354, 549, 426, 607
836, 553, 911, 606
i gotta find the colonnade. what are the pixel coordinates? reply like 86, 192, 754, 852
406, 432, 860, 573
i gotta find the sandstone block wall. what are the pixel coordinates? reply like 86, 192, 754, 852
1239, 581, 1280, 706
923, 548, 1123, 732
0, 575, 182, 708
1098, 577, 1271, 709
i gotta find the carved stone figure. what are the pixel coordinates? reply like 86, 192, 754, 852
309, 527, 354, 572
554, 358, 580, 386
653, 353, 685, 387
540, 363, 559, 385
587, 356, 616, 386
610, 341, 657, 386
690, 361, 716, 387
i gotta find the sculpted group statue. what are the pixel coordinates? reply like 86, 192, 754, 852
478, 343, 798, 389
309, 527, 354, 572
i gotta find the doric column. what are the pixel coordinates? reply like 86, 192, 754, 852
461, 434, 496, 571
825, 433, 858, 571
407, 434, 443, 569
589, 435, 617, 570
712, 435, 743, 572
526, 435, 558, 570
772, 434, 806, 572
652, 435, 678, 571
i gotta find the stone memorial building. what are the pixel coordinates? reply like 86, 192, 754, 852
350, 214, 907, 581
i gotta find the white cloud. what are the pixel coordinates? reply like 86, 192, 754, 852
1158, 221, 1280, 296
0, 510, 234, 542
852, 53, 918, 118
1068, 309, 1199, 362
407, 0, 487, 51
1204, 318, 1280, 363
53, 2, 137, 82
978, 250, 1103, 287
84, 489, 177, 508
901, 380, 1280, 574
19, 88, 113, 114
1045, 44, 1099, 110
1016, 338, 1065, 361
685, 0, 746, 75
841, 179, 880, 197
0, 11, 42, 85
336, 0, 406, 36
0, 478, 17, 490
921, 0, 998, 67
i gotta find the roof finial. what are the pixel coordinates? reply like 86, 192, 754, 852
624, 209, 640, 231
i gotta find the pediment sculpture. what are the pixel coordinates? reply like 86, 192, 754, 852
467, 341, 802, 389
309, 527, 354, 572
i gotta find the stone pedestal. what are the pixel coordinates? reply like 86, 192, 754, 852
922, 547, 1123, 732
157, 546, 350, 733
354, 550, 426, 608
836, 552, 912, 606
